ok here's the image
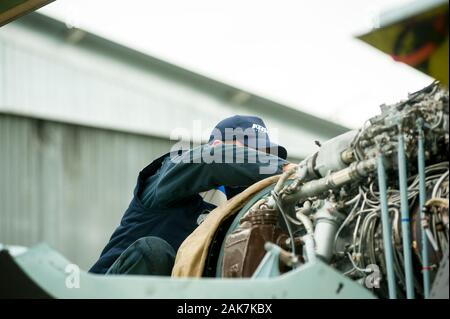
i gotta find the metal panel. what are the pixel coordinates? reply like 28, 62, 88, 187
0, 114, 172, 269
0, 0, 54, 27
430, 248, 449, 299
2, 243, 375, 298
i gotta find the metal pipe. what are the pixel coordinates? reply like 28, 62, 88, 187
274, 165, 297, 194
397, 127, 415, 299
417, 119, 430, 298
313, 201, 345, 262
377, 155, 398, 299
283, 158, 377, 205
295, 209, 314, 235
302, 234, 316, 263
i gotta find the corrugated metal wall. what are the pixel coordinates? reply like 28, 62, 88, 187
0, 113, 172, 269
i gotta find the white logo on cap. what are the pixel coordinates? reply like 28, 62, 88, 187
252, 124, 268, 133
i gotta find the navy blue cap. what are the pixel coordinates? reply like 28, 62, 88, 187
208, 115, 287, 160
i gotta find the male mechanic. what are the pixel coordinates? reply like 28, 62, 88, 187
89, 115, 295, 275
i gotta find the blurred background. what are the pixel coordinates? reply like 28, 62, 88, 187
0, 0, 447, 270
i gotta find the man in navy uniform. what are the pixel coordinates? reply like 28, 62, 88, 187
89, 115, 295, 275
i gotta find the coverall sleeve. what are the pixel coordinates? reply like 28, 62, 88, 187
154, 144, 287, 207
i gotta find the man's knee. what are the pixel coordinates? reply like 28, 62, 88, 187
134, 236, 176, 260
107, 236, 175, 276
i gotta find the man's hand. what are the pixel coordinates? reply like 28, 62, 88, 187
283, 163, 298, 173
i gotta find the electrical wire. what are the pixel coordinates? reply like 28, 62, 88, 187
271, 191, 297, 257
